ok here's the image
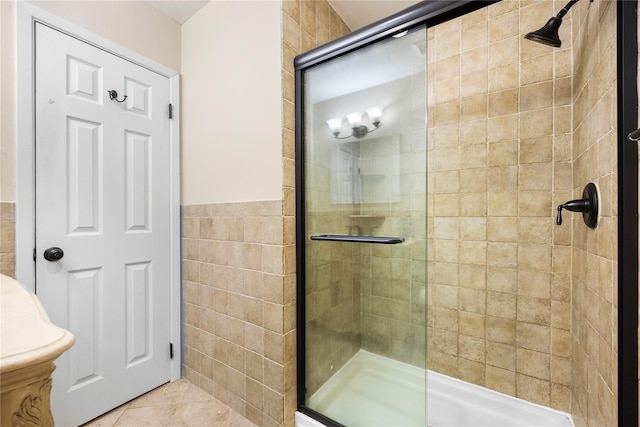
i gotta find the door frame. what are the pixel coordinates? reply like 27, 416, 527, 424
15, 2, 182, 381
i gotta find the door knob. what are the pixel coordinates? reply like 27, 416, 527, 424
44, 247, 64, 262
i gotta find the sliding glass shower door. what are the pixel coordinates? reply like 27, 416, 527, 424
299, 25, 428, 427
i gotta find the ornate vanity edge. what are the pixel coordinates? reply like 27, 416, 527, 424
0, 274, 75, 427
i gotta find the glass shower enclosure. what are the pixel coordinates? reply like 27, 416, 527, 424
296, 1, 638, 426
293, 3, 495, 427
297, 24, 429, 427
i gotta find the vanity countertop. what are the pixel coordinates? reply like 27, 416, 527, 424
0, 274, 74, 373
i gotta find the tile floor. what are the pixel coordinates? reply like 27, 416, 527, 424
81, 379, 257, 427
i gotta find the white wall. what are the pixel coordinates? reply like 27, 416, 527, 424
0, 0, 181, 203
3, 0, 284, 205
1, 1, 17, 202
181, 1, 283, 205
27, 1, 181, 71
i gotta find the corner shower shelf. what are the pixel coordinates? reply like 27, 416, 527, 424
310, 234, 404, 244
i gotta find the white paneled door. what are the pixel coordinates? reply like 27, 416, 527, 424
34, 23, 172, 427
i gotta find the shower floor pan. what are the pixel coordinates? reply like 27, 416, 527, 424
305, 350, 574, 427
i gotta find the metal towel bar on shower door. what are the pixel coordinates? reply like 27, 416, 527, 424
310, 234, 405, 244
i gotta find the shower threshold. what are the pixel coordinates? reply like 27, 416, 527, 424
302, 350, 574, 427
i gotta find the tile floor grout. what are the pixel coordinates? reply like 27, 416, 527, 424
80, 379, 257, 427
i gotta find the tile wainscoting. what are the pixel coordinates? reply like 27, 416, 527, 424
181, 200, 297, 427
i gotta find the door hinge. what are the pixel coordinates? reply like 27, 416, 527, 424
33, 248, 37, 262
169, 104, 173, 119
169, 342, 174, 359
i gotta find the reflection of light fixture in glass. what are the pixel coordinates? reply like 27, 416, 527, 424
326, 106, 383, 139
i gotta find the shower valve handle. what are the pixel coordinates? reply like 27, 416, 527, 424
556, 183, 599, 228
556, 200, 589, 225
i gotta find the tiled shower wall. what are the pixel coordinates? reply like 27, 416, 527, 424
426, 0, 574, 412
357, 133, 429, 368
0, 202, 15, 277
303, 229, 360, 396
570, 1, 617, 426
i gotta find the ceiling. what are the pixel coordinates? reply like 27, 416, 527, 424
328, 0, 421, 30
146, 0, 209, 24
146, 0, 421, 29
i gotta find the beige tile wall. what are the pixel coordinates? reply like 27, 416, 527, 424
570, 1, 617, 426
0, 202, 15, 278
182, 201, 297, 427
426, 0, 574, 412
304, 234, 360, 395
358, 232, 428, 366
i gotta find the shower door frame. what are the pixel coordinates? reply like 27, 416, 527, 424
616, 3, 638, 426
294, 1, 639, 426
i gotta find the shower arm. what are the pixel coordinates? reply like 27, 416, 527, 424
555, 0, 579, 19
